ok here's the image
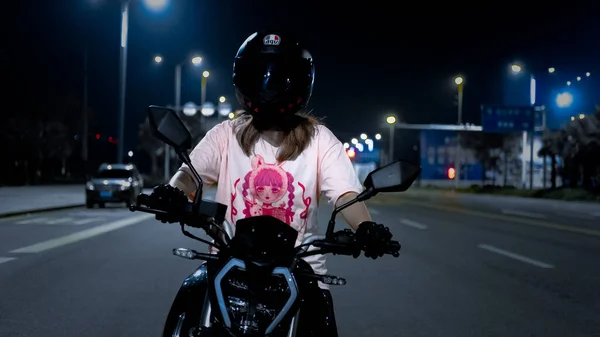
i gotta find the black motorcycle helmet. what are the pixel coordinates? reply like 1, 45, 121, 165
232, 31, 315, 124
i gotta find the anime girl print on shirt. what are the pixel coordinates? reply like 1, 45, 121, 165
231, 154, 312, 229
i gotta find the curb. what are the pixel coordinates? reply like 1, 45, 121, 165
0, 204, 85, 219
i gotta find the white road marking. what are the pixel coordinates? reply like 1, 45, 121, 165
399, 218, 428, 230
591, 212, 600, 217
72, 217, 104, 225
501, 209, 547, 219
15, 217, 51, 225
556, 212, 595, 220
478, 244, 554, 269
10, 214, 153, 254
0, 257, 17, 265
369, 208, 380, 215
46, 217, 74, 225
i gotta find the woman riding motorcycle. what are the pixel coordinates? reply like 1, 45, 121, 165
156, 31, 397, 336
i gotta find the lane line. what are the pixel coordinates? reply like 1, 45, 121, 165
501, 209, 547, 219
478, 244, 554, 269
72, 217, 105, 225
556, 212, 595, 220
10, 214, 153, 254
399, 218, 428, 230
15, 217, 51, 225
0, 257, 17, 265
369, 208, 380, 215
398, 199, 600, 238
46, 217, 74, 225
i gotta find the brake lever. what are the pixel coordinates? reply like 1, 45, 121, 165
387, 240, 401, 258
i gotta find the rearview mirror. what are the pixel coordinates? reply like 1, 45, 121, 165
363, 160, 421, 194
148, 105, 193, 152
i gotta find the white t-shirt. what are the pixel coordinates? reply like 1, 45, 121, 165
181, 120, 363, 285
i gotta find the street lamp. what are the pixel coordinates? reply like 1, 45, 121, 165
228, 112, 235, 119
351, 138, 358, 145
375, 133, 382, 140
154, 55, 163, 63
219, 96, 226, 103
586, 72, 591, 77
343, 142, 350, 149
548, 67, 555, 73
511, 64, 522, 73
360, 133, 367, 140
191, 56, 202, 65
201, 71, 210, 105
385, 115, 397, 164
567, 81, 572, 86
577, 76, 582, 81
453, 75, 465, 188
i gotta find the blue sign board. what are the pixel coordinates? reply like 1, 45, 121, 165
419, 130, 483, 181
481, 105, 536, 133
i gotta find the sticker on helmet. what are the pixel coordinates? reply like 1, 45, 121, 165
263, 34, 281, 46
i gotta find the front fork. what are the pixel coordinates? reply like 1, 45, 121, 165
198, 291, 301, 337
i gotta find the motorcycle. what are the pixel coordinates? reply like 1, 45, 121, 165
130, 105, 422, 337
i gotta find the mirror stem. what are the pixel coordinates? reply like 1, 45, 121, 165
180, 151, 204, 214
326, 197, 359, 240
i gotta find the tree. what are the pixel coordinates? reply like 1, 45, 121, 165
44, 121, 73, 177
460, 132, 506, 185
138, 117, 164, 178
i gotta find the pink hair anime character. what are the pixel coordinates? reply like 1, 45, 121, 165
240, 155, 296, 224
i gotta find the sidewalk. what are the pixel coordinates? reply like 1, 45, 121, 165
0, 185, 86, 217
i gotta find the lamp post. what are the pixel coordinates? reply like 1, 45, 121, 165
454, 76, 464, 188
385, 115, 397, 164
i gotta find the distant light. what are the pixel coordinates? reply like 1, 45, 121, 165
577, 76, 581, 81
219, 96, 226, 103
218, 102, 232, 117
96, 134, 101, 139
351, 138, 358, 145
120, 5, 128, 48
356, 143, 364, 152
228, 112, 235, 119
191, 56, 202, 65
347, 148, 356, 158
454, 76, 464, 85
360, 133, 367, 140
447, 167, 456, 180
567, 81, 571, 86
201, 102, 215, 117
511, 64, 522, 73
182, 102, 197, 117
386, 115, 397, 125
556, 92, 573, 108
570, 116, 575, 121
343, 142, 350, 149
154, 55, 163, 63
375, 133, 382, 140
586, 72, 591, 77
128, 151, 134, 157
579, 114, 585, 119
365, 139, 374, 151
202, 71, 210, 78
142, 0, 169, 12
548, 67, 555, 73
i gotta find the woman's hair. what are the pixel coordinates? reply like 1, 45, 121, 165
232, 110, 322, 162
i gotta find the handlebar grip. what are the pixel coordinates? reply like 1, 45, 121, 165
136, 193, 154, 207
386, 240, 401, 257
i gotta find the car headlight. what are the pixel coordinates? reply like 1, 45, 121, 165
120, 182, 131, 190
214, 258, 298, 335
86, 182, 95, 190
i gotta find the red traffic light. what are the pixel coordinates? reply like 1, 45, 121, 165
95, 134, 101, 140
447, 167, 456, 180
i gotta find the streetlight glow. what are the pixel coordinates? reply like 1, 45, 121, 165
577, 76, 581, 81
128, 151, 133, 157
142, 0, 169, 12
511, 64, 522, 73
556, 92, 573, 108
548, 67, 555, 73
202, 71, 210, 78
454, 76, 464, 85
219, 96, 226, 103
191, 56, 202, 65
386, 115, 397, 125
343, 142, 350, 149
579, 113, 585, 119
360, 133, 367, 140
567, 81, 571, 86
375, 133, 382, 140
154, 55, 163, 63
228, 112, 235, 119
351, 138, 358, 145
586, 72, 591, 77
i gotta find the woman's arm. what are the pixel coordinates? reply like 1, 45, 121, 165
335, 192, 372, 231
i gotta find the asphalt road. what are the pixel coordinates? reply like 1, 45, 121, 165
1, 190, 599, 337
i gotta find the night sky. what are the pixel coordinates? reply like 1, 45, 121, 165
4, 0, 598, 158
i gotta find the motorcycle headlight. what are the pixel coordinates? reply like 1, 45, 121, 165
214, 258, 298, 336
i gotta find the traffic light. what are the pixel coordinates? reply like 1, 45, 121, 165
95, 134, 101, 140
346, 148, 356, 158
447, 167, 456, 180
